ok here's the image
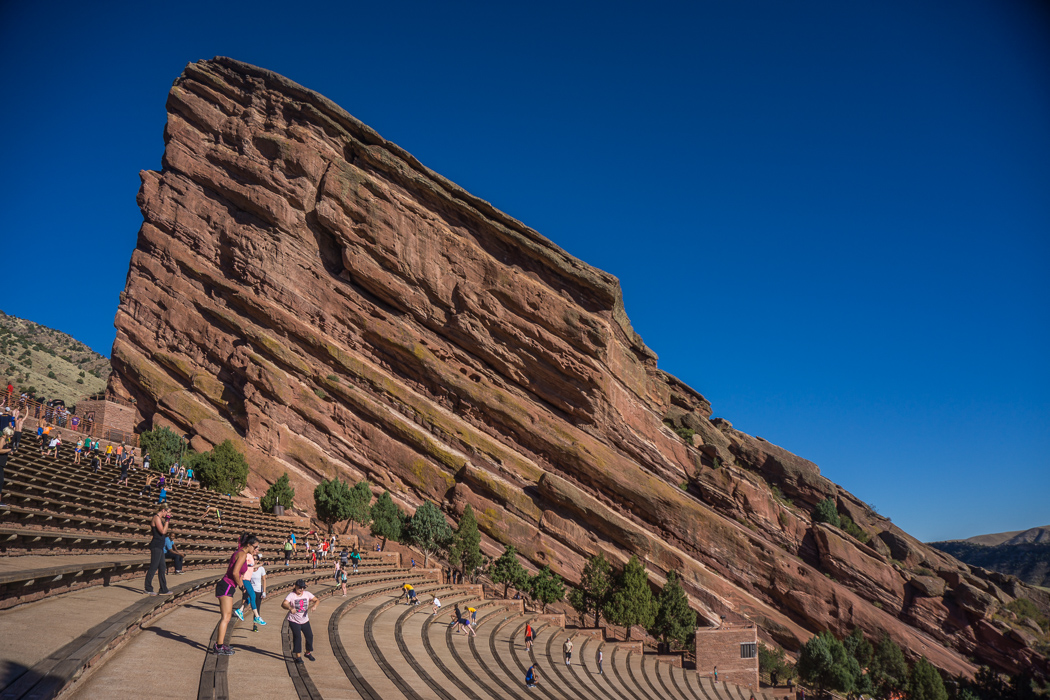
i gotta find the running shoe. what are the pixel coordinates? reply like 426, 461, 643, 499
304, 652, 316, 662
159, 590, 172, 595
254, 617, 266, 625
295, 656, 305, 665
234, 607, 244, 621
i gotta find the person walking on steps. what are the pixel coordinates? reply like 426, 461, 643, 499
597, 649, 604, 675
0, 427, 12, 509
524, 622, 534, 651
12, 411, 25, 450
283, 579, 319, 664
234, 548, 266, 628
564, 637, 573, 666
283, 536, 293, 566
144, 505, 173, 596
212, 533, 260, 655
250, 561, 267, 631
338, 567, 348, 596
349, 548, 361, 574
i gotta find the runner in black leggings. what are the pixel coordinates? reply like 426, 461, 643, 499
144, 504, 172, 595
282, 579, 319, 663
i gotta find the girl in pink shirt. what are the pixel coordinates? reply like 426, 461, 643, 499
282, 579, 319, 663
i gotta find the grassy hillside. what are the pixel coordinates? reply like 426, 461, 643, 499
0, 310, 111, 406
930, 540, 1050, 588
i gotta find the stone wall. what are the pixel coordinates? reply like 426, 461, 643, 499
695, 625, 759, 690
75, 399, 137, 440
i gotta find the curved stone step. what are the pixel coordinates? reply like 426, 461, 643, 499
557, 631, 605, 700
670, 664, 703, 700
650, 656, 689, 700
293, 573, 431, 700
628, 651, 661, 698
541, 628, 597, 700
580, 639, 634, 700
362, 582, 451, 699
610, 644, 647, 700
443, 599, 518, 699
417, 592, 488, 700
472, 608, 533, 700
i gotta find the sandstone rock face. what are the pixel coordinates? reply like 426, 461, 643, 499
109, 57, 1047, 680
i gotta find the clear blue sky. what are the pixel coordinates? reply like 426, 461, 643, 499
2, 1, 1047, 542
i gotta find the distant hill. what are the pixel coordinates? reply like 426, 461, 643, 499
930, 526, 1050, 588
0, 310, 111, 406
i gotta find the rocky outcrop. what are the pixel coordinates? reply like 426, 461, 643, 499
109, 57, 1048, 680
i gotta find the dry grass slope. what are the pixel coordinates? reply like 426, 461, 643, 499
0, 310, 111, 405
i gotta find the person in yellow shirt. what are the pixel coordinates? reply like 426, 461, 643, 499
104, 443, 114, 465
399, 583, 418, 605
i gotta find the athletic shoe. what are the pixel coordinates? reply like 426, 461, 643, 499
252, 625, 258, 632
305, 652, 316, 662
254, 617, 266, 626
159, 590, 172, 595
214, 644, 234, 656
234, 608, 244, 621
147, 591, 157, 596
295, 657, 305, 665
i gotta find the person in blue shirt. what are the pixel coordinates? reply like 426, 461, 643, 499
164, 534, 185, 574
525, 664, 538, 688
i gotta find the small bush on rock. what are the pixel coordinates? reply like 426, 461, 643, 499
814, 498, 841, 528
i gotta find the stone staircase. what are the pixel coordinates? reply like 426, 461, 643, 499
0, 442, 778, 699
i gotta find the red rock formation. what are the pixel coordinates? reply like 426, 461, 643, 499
109, 57, 1048, 679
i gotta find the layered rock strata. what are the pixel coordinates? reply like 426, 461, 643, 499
110, 57, 1048, 678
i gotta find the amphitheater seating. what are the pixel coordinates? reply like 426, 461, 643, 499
0, 439, 782, 700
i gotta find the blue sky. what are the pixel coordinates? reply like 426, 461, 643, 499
1, 1, 1047, 542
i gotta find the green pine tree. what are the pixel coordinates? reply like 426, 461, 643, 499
650, 571, 697, 648
530, 565, 566, 613
869, 633, 908, 698
138, 426, 186, 471
194, 440, 250, 494
908, 658, 948, 700
488, 545, 530, 598
406, 501, 452, 567
347, 480, 373, 534
604, 556, 657, 631
370, 491, 404, 550
448, 504, 484, 581
314, 478, 354, 534
797, 631, 857, 695
261, 472, 295, 512
568, 552, 613, 628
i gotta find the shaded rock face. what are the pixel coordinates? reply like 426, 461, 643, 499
109, 57, 1047, 680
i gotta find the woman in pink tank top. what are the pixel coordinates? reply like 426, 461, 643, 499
211, 533, 259, 656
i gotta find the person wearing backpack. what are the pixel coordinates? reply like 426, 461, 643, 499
283, 537, 293, 566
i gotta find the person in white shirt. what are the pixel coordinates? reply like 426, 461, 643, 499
250, 562, 267, 632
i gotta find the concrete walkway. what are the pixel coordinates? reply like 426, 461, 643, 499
0, 565, 225, 685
